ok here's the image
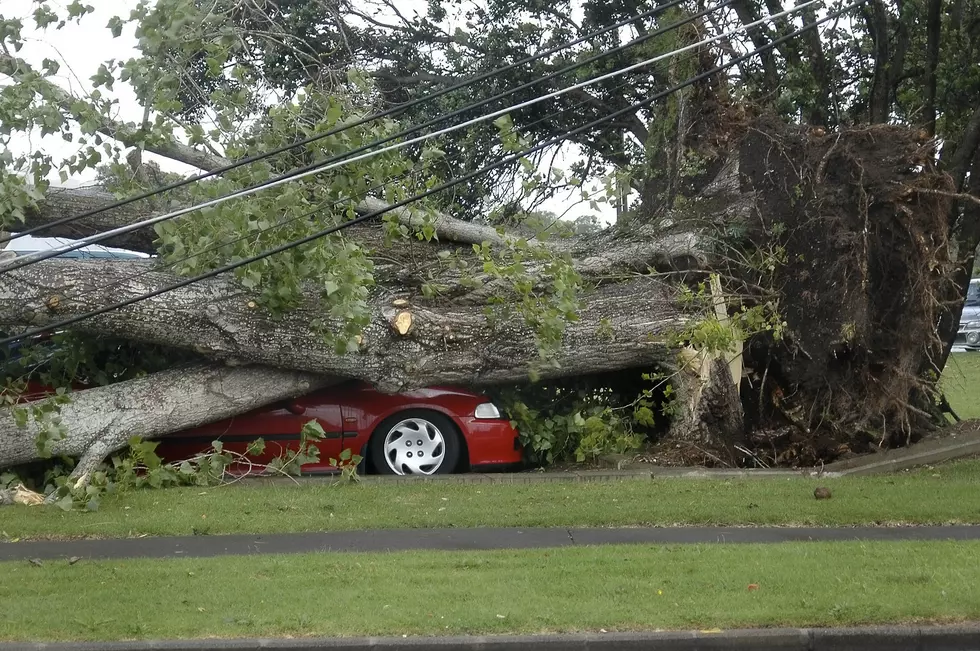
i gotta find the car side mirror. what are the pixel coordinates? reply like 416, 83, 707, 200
285, 401, 306, 415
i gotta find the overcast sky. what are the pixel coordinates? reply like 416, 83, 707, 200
1, 0, 626, 258
2, 1, 170, 255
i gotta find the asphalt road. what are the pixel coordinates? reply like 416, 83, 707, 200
4, 524, 980, 562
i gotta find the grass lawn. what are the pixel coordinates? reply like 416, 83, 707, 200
944, 353, 980, 420
2, 540, 979, 641
2, 459, 979, 541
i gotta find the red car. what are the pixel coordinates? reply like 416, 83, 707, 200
155, 381, 524, 475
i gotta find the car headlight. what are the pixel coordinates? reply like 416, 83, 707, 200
474, 402, 502, 419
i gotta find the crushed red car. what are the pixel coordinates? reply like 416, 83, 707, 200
4, 326, 523, 475
155, 381, 523, 475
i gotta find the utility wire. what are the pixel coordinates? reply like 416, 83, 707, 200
0, 0, 861, 348
2, 0, 812, 274
1, 0, 727, 266
0, 0, 696, 248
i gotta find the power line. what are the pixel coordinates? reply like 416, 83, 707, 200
2, 0, 726, 267
0, 0, 695, 248
2, 0, 812, 274
0, 0, 862, 348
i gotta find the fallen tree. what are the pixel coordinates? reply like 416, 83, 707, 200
1, 0, 976, 494
0, 117, 958, 475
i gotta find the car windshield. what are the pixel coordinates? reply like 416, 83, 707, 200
968, 281, 980, 307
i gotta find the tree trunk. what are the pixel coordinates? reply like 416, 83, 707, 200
923, 0, 943, 136
0, 259, 686, 391
865, 0, 893, 124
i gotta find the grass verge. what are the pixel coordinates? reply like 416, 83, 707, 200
1, 541, 978, 641
944, 353, 980, 420
2, 459, 979, 541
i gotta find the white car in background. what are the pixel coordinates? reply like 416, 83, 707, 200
955, 279, 980, 351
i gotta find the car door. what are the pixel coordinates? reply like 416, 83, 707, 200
155, 393, 343, 475
293, 397, 345, 473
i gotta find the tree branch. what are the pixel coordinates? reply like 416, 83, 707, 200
0, 53, 228, 173
0, 363, 333, 472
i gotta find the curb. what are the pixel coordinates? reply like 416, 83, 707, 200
2, 624, 980, 650
829, 436, 980, 476
239, 428, 980, 486
240, 468, 823, 487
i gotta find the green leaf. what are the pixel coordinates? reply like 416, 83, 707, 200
54, 494, 74, 512
33, 6, 59, 30
41, 58, 61, 76
300, 420, 326, 447
90, 63, 114, 90
65, 1, 94, 21
106, 15, 123, 37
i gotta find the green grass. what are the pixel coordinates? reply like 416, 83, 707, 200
3, 459, 979, 541
2, 541, 979, 641
944, 353, 980, 420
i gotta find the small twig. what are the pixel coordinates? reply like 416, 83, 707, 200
904, 186, 980, 208
815, 132, 843, 182
691, 444, 732, 468
734, 444, 770, 469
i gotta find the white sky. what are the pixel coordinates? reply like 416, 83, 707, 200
1, 0, 615, 258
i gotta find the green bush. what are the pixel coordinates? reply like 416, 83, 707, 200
494, 372, 670, 465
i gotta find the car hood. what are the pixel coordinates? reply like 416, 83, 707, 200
961, 306, 980, 328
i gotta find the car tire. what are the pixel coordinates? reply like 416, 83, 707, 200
370, 410, 462, 475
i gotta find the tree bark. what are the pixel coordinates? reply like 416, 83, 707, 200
865, 0, 893, 124
19, 188, 519, 256
23, 187, 162, 253
923, 0, 943, 136
0, 259, 686, 392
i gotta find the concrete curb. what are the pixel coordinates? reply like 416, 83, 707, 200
240, 428, 980, 486
828, 436, 980, 476
2, 624, 979, 650
241, 468, 833, 487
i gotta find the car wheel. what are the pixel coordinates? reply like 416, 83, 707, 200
370, 410, 462, 475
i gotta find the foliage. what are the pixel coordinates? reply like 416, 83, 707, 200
493, 370, 675, 464
3, 416, 361, 512
40, 437, 235, 512
329, 447, 363, 483
670, 279, 786, 355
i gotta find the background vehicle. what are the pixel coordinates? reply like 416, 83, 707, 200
954, 279, 980, 351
